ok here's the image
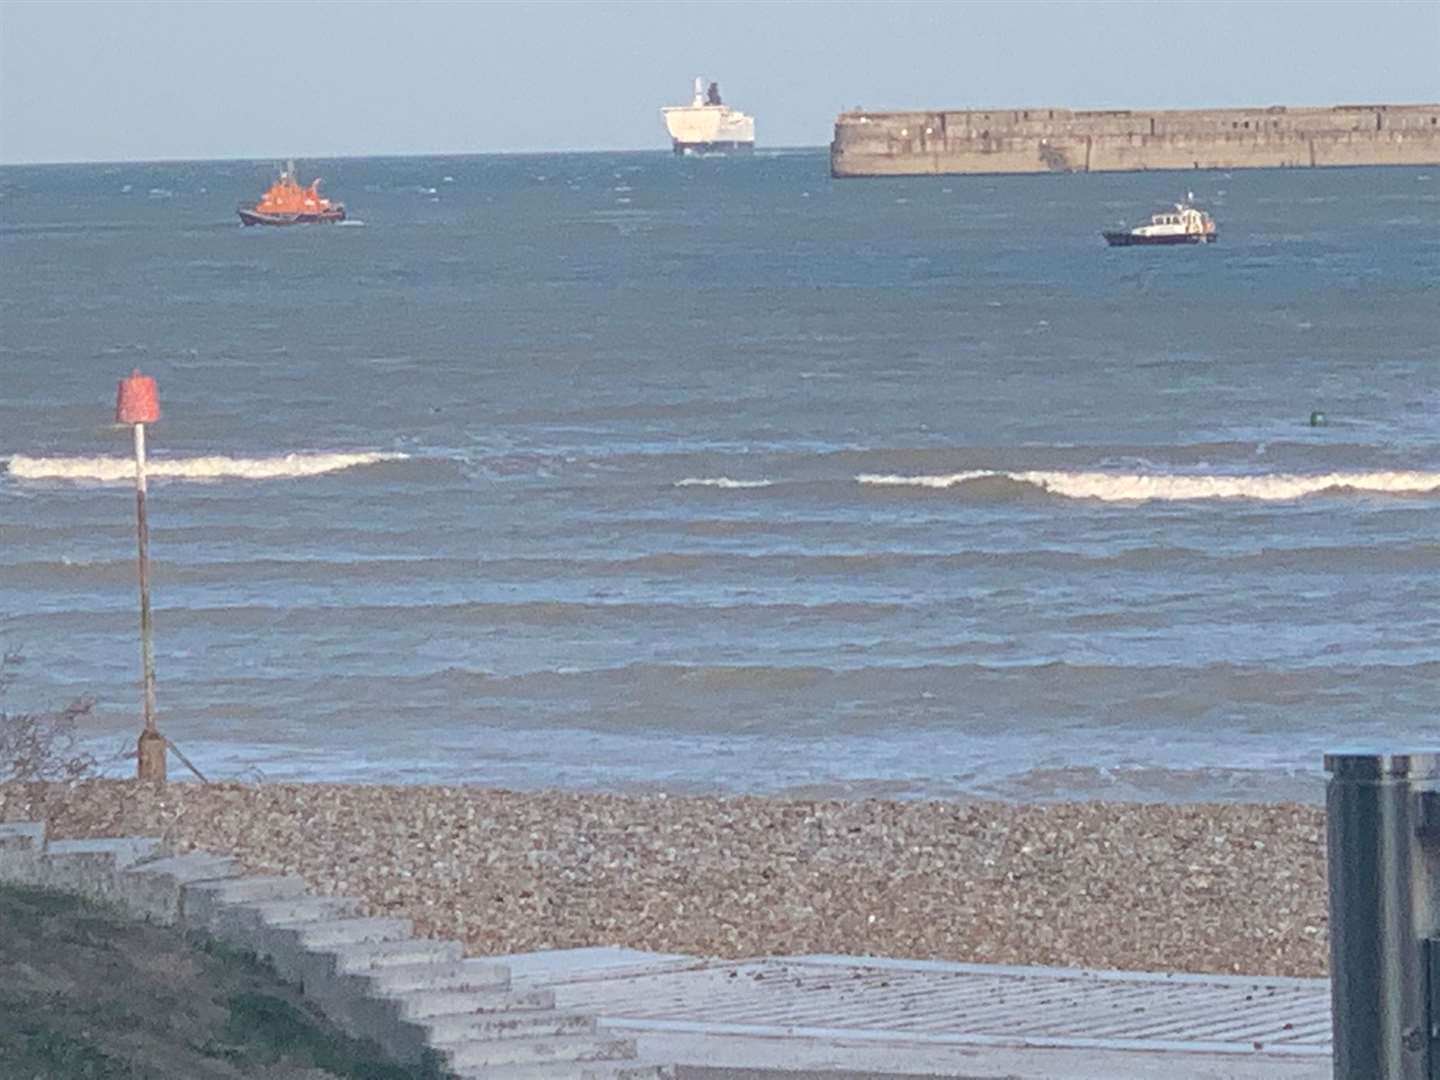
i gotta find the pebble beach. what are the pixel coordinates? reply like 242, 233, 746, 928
0, 781, 1328, 978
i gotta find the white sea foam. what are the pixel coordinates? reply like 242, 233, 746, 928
857, 470, 1440, 501
6, 451, 406, 484
857, 471, 993, 489
674, 477, 773, 489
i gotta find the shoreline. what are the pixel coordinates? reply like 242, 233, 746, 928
0, 779, 1328, 978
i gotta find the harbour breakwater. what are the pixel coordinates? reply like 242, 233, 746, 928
830, 103, 1440, 176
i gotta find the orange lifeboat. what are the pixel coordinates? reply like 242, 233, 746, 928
238, 161, 346, 226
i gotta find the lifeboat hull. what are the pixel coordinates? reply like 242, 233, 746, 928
1102, 230, 1216, 247
238, 206, 347, 227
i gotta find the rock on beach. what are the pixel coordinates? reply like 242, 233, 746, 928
0, 781, 1328, 977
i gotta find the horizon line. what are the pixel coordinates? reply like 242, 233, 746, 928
0, 145, 831, 169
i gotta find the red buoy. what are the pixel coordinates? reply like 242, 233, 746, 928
116, 369, 160, 425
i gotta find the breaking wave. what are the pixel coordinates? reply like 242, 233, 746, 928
6, 451, 407, 484
857, 469, 1440, 502
674, 477, 774, 489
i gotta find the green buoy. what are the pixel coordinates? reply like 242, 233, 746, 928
1310, 410, 1327, 427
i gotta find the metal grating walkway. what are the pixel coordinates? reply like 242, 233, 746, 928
507, 951, 1332, 1060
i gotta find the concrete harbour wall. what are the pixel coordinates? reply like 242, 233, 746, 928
830, 104, 1440, 176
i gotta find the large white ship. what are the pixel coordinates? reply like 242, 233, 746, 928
661, 77, 756, 155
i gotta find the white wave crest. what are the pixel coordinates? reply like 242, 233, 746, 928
857, 471, 995, 489
858, 469, 1440, 501
6, 451, 407, 483
674, 477, 773, 489
1019, 470, 1440, 501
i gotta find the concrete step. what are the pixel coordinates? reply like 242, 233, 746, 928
444, 1033, 637, 1070
47, 837, 164, 869
183, 874, 308, 925
454, 1065, 673, 1080
40, 837, 166, 902
363, 957, 510, 995
415, 1004, 594, 1041
0, 822, 46, 850
122, 852, 237, 884
331, 936, 465, 973
248, 894, 365, 926
245, 917, 415, 985
209, 895, 366, 950
186, 873, 308, 903
391, 985, 552, 1022
0, 822, 47, 885
281, 916, 413, 949
115, 852, 241, 923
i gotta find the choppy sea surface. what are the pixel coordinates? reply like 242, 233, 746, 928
2, 151, 1437, 802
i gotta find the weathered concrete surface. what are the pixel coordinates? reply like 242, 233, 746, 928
660, 1039, 1328, 1079
510, 950, 1333, 1079
831, 102, 1440, 176
115, 851, 240, 923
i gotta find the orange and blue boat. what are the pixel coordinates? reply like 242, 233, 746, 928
238, 161, 346, 226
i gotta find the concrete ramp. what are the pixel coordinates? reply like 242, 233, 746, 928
501, 950, 1332, 1079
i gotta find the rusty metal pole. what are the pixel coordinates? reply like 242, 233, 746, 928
132, 420, 165, 782
117, 370, 165, 783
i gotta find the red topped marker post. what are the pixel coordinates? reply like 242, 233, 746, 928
116, 370, 165, 783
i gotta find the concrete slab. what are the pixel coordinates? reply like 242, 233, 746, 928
652, 1036, 1328, 1079
46, 837, 163, 868
453, 1063, 673, 1080
0, 822, 46, 850
419, 1008, 596, 1045
444, 1033, 638, 1070
115, 852, 240, 923
246, 894, 366, 926
452, 1063, 672, 1080
498, 947, 698, 985
392, 987, 552, 1021
40, 837, 165, 902
182, 874, 308, 927
504, 951, 1333, 1080
363, 958, 511, 995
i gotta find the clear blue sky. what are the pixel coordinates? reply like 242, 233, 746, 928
1, 0, 1437, 164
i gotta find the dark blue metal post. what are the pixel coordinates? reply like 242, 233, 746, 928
1325, 752, 1440, 1080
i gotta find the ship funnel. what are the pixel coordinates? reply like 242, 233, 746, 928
693, 76, 704, 106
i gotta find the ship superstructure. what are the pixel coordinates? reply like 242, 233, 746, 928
661, 78, 756, 155
1102, 195, 1217, 246
238, 161, 346, 226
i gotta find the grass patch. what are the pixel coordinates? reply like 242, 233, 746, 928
0, 883, 450, 1079
0, 1023, 138, 1078
213, 991, 434, 1078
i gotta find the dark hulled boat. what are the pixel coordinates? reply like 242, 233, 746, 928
1103, 196, 1216, 246
238, 161, 346, 226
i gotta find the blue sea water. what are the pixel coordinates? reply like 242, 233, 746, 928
1, 151, 1437, 800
